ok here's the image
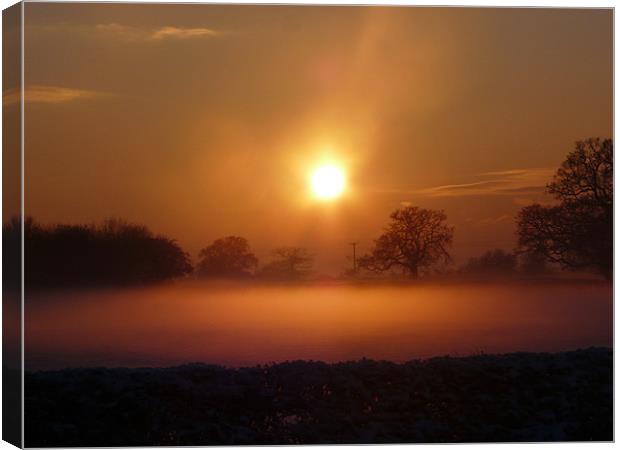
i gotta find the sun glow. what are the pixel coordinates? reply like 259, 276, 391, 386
311, 165, 346, 200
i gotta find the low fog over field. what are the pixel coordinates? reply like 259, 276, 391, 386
25, 281, 611, 370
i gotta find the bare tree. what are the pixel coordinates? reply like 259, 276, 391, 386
547, 138, 612, 212
517, 138, 612, 279
359, 206, 453, 279
259, 247, 313, 280
461, 249, 517, 276
196, 236, 258, 278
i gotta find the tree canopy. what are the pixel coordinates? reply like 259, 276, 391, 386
516, 138, 612, 279
9, 217, 193, 288
359, 206, 453, 279
258, 247, 313, 280
461, 249, 517, 276
196, 236, 258, 278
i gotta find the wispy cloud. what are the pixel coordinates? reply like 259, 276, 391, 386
94, 23, 222, 41
151, 26, 220, 40
416, 167, 555, 198
3, 85, 111, 106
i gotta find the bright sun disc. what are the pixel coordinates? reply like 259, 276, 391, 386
311, 165, 345, 200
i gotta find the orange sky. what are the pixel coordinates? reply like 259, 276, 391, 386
13, 4, 613, 273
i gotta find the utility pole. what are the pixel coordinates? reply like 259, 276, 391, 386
350, 242, 358, 275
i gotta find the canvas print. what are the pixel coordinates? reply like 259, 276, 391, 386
2, 3, 613, 447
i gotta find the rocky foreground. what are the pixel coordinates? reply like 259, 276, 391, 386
25, 347, 612, 446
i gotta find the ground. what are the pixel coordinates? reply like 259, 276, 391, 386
25, 347, 612, 446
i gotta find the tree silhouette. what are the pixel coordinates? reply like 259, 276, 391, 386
547, 138, 612, 208
258, 247, 313, 280
11, 217, 193, 288
2, 217, 22, 290
196, 236, 258, 278
518, 249, 548, 276
517, 138, 612, 279
461, 249, 516, 276
359, 206, 453, 279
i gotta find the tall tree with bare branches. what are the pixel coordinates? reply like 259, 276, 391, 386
359, 206, 453, 279
517, 138, 612, 279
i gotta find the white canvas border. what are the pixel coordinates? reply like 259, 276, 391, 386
0, 1, 615, 449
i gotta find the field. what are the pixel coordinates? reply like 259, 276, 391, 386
23, 281, 613, 445
25, 347, 612, 446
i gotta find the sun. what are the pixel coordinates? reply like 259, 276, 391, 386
311, 165, 346, 200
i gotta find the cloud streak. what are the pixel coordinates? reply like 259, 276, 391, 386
94, 23, 222, 41
468, 214, 512, 226
3, 85, 111, 106
416, 167, 555, 198
151, 26, 220, 40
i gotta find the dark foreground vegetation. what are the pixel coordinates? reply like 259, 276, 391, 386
25, 347, 611, 446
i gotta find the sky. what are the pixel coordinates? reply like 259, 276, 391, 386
14, 4, 613, 273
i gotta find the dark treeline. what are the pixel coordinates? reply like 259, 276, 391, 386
3, 217, 192, 289
4, 137, 612, 288
457, 249, 548, 279
195, 237, 314, 281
